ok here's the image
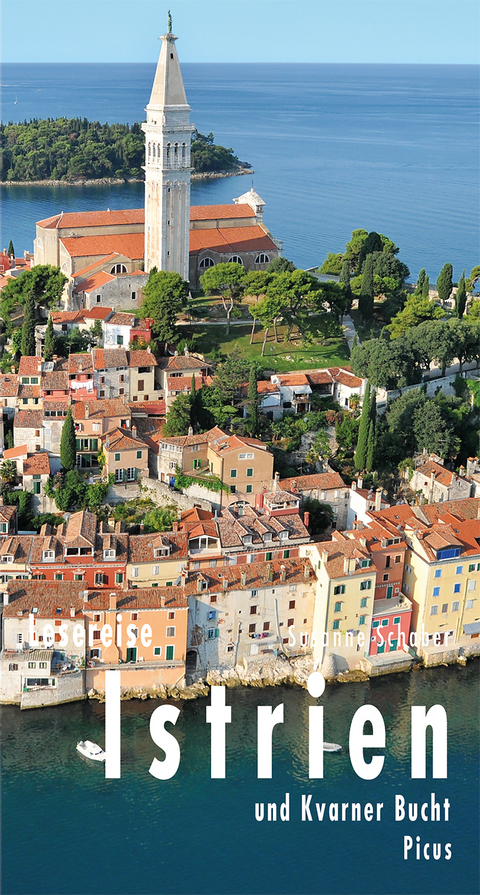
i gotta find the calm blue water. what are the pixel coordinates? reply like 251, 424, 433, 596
1, 63, 478, 281
1, 663, 479, 895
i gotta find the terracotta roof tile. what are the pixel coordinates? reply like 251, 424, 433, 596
157, 355, 207, 372
129, 531, 189, 563
0, 374, 19, 398
93, 348, 128, 370
128, 350, 158, 368
0, 535, 34, 563
189, 225, 277, 256
190, 204, 255, 221
73, 398, 131, 421
61, 233, 145, 260
72, 256, 120, 279
73, 270, 115, 292
37, 208, 145, 230
4, 444, 28, 460
64, 510, 97, 547
4, 580, 86, 618
14, 409, 43, 428
106, 313, 138, 326
42, 371, 69, 391
18, 356, 43, 376
17, 384, 41, 399
23, 453, 50, 475
102, 426, 148, 452
279, 472, 347, 493
68, 354, 93, 375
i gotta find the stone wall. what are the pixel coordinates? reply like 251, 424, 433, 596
20, 671, 86, 709
106, 477, 212, 512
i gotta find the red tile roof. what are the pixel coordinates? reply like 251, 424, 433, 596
37, 209, 145, 230
73, 399, 131, 421
93, 348, 128, 370
82, 307, 114, 320
72, 255, 120, 280
106, 313, 138, 326
18, 356, 43, 376
75, 271, 116, 293
190, 204, 255, 221
0, 374, 18, 398
128, 401, 166, 416
23, 453, 50, 475
4, 444, 28, 460
189, 226, 277, 256
279, 472, 347, 493
102, 426, 148, 452
128, 349, 158, 368
14, 409, 43, 428
4, 580, 87, 618
68, 354, 93, 375
61, 233, 144, 260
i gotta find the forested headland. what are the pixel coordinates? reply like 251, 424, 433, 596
0, 118, 248, 183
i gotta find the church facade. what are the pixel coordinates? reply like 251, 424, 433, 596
33, 18, 280, 306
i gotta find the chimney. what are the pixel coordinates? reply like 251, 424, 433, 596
184, 346, 189, 357
274, 472, 280, 492
303, 564, 310, 580
106, 435, 110, 449
351, 481, 356, 491
83, 590, 89, 602
280, 565, 286, 582
359, 537, 367, 548
375, 488, 382, 511
343, 556, 350, 574
223, 577, 228, 592
256, 493, 264, 510
188, 426, 193, 436
291, 480, 297, 493
181, 570, 187, 587
131, 424, 137, 438
459, 466, 466, 477
3, 591, 9, 605
70, 605, 75, 618
147, 345, 152, 354
139, 523, 144, 531
321, 550, 328, 564
172, 521, 179, 532
85, 405, 89, 419
78, 362, 83, 372
38, 359, 42, 373
109, 593, 117, 611
357, 477, 363, 490
266, 564, 274, 583
304, 511, 310, 529
241, 569, 247, 587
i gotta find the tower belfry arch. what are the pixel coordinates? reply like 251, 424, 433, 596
142, 13, 194, 280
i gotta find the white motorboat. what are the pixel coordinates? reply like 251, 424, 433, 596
323, 742, 342, 752
76, 740, 106, 761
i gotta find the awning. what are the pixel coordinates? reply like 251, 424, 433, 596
463, 621, 480, 635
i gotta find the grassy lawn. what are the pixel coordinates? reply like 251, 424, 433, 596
181, 321, 350, 372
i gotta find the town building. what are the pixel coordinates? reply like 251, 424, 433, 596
409, 456, 472, 504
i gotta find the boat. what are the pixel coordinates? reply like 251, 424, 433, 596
76, 740, 106, 761
323, 742, 342, 752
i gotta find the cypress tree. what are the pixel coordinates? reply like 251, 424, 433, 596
21, 290, 36, 357
339, 260, 351, 287
44, 315, 56, 361
421, 274, 430, 299
245, 365, 260, 437
358, 254, 374, 319
436, 263, 453, 305
414, 269, 426, 296
455, 270, 467, 318
7, 240, 14, 258
60, 407, 77, 471
354, 382, 370, 471
365, 390, 377, 472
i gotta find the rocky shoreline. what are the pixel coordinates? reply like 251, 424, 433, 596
0, 167, 253, 188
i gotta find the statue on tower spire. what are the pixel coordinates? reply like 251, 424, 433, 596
167, 10, 172, 33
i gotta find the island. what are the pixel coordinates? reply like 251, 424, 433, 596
0, 118, 252, 184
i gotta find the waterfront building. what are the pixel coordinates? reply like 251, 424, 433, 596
127, 530, 188, 588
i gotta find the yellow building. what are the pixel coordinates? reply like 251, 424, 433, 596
127, 531, 188, 587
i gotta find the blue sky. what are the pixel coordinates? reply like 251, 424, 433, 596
1, 0, 479, 63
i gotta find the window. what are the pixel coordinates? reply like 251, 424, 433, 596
265, 552, 272, 562
381, 619, 389, 627
249, 623, 256, 634
468, 580, 477, 591
136, 450, 143, 460
54, 573, 63, 581
127, 468, 136, 482
115, 573, 124, 585
93, 630, 101, 640
95, 573, 104, 585
110, 264, 127, 274
154, 646, 161, 656
394, 555, 401, 564
452, 601, 460, 612
9, 664, 18, 671
456, 566, 463, 574
199, 257, 215, 269
433, 586, 440, 597
230, 469, 237, 479
442, 603, 448, 613
96, 295, 101, 304
360, 580, 371, 590
138, 380, 144, 391
255, 253, 270, 264
359, 615, 366, 625
360, 597, 368, 608
228, 256, 243, 265
104, 549, 116, 560
246, 468, 253, 477
454, 583, 461, 594
382, 573, 389, 582
372, 620, 380, 628
230, 485, 237, 494
430, 605, 438, 616
166, 645, 174, 661
334, 584, 346, 596
246, 484, 253, 493
250, 605, 257, 615
466, 599, 474, 610
332, 620, 340, 631
334, 601, 342, 613
131, 568, 139, 578
117, 335, 124, 346
131, 292, 136, 301
114, 452, 121, 462
74, 574, 84, 581
289, 600, 296, 609
166, 626, 175, 637
435, 569, 442, 578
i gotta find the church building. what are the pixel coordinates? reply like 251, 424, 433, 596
33, 16, 280, 307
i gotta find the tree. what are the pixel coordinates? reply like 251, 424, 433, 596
0, 459, 17, 484
466, 265, 480, 292
436, 263, 453, 305
200, 262, 246, 335
0, 265, 67, 336
366, 390, 377, 472
90, 318, 104, 344
143, 506, 178, 532
343, 229, 369, 273
253, 292, 284, 356
44, 315, 56, 362
266, 269, 320, 341
7, 240, 14, 258
318, 252, 343, 275
243, 270, 273, 343
268, 257, 296, 273
60, 407, 77, 471
414, 269, 426, 296
354, 382, 371, 470
162, 392, 192, 436
387, 293, 444, 338
20, 289, 36, 357
358, 231, 384, 269
358, 254, 374, 319
245, 365, 260, 437
303, 498, 334, 534
421, 274, 430, 299
140, 269, 189, 343
455, 270, 467, 318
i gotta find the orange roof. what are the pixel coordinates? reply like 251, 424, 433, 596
189, 226, 277, 256
82, 307, 114, 320
190, 204, 255, 221
23, 453, 50, 475
74, 271, 115, 293
61, 233, 144, 260
37, 208, 145, 229
4, 444, 28, 460
18, 356, 43, 376
277, 372, 310, 387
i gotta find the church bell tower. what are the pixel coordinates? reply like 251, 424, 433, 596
142, 13, 193, 281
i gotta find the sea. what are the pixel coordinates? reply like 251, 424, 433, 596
1, 664, 479, 895
1, 63, 480, 895
0, 63, 479, 281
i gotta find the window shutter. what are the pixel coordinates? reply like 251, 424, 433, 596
214, 628, 219, 638
134, 467, 138, 480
